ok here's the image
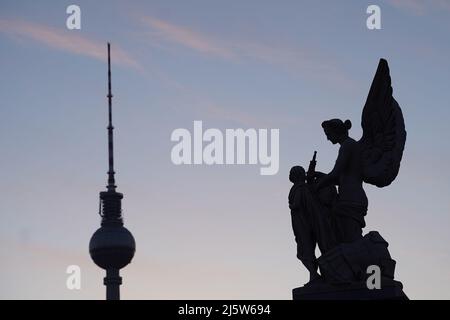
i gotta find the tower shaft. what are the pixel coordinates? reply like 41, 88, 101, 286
107, 43, 116, 191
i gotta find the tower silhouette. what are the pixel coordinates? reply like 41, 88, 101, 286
89, 43, 136, 300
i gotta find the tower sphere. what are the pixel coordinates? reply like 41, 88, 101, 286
89, 225, 136, 270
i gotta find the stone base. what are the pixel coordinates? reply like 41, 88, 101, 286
293, 278, 408, 300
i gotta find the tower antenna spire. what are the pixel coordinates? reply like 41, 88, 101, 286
107, 42, 116, 191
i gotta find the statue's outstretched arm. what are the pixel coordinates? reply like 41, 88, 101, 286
314, 171, 325, 178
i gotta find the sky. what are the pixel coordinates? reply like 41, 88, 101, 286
1, 0, 450, 299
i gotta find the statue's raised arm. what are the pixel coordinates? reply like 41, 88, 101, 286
359, 59, 407, 187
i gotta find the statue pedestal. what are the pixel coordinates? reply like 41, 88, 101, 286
293, 231, 408, 300
293, 278, 408, 300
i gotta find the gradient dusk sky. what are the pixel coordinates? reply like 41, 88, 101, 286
1, 0, 450, 299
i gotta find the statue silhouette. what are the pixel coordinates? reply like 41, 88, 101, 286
290, 59, 407, 299
317, 119, 368, 244
289, 162, 338, 283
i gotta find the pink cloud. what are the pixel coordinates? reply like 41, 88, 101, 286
386, 0, 450, 15
140, 15, 317, 67
436, 0, 450, 11
386, 0, 427, 15
141, 16, 235, 60
138, 15, 356, 124
0, 18, 140, 69
140, 16, 353, 88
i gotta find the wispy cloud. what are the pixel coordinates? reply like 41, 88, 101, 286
139, 16, 352, 86
139, 15, 355, 126
385, 0, 450, 15
386, 0, 427, 15
0, 18, 140, 69
141, 16, 235, 60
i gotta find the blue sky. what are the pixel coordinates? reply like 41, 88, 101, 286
1, 0, 450, 299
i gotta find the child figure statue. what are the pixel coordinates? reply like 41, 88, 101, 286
288, 156, 337, 284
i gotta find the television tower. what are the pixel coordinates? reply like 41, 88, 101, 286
89, 43, 136, 300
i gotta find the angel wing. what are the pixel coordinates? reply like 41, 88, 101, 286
359, 59, 407, 188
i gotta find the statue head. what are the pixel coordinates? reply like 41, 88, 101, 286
289, 166, 306, 184
321, 119, 352, 144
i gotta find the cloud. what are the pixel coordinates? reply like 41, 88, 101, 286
385, 0, 427, 15
139, 16, 352, 86
138, 16, 355, 126
0, 18, 140, 69
436, 0, 450, 12
141, 16, 235, 60
385, 0, 450, 15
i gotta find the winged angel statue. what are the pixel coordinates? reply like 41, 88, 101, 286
289, 59, 407, 290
